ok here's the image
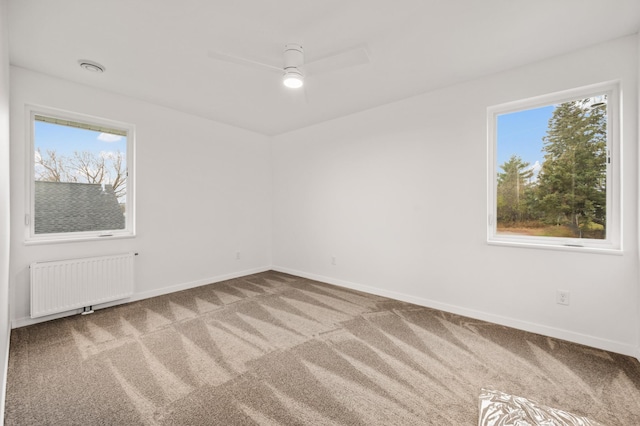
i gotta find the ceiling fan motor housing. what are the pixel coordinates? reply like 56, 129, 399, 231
282, 43, 304, 88
284, 43, 304, 70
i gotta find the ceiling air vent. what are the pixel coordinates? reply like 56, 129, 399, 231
78, 60, 105, 73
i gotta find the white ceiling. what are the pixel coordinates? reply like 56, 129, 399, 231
8, 0, 640, 136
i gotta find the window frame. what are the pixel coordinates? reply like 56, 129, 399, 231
25, 105, 136, 244
487, 82, 621, 253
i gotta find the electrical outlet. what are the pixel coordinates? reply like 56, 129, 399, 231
556, 290, 570, 305
331, 256, 336, 266
236, 251, 241, 260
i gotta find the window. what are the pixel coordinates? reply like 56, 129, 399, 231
26, 106, 135, 242
487, 82, 620, 252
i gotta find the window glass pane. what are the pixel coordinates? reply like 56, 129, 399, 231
496, 96, 607, 240
33, 116, 127, 234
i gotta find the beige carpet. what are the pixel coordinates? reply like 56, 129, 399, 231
5, 271, 640, 425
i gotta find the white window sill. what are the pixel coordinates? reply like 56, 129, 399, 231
487, 239, 622, 255
25, 233, 136, 246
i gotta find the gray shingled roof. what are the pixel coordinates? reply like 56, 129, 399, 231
34, 181, 125, 234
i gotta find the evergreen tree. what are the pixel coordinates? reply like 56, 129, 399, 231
536, 99, 607, 235
497, 155, 533, 223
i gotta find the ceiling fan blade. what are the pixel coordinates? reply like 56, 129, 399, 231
305, 45, 370, 76
207, 50, 281, 73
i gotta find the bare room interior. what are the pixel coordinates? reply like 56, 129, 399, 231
1, 1, 640, 424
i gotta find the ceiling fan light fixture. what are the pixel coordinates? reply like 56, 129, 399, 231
283, 68, 304, 89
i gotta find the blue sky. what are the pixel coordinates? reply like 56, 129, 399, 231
497, 105, 554, 177
35, 121, 126, 157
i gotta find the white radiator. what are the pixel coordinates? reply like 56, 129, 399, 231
30, 252, 135, 318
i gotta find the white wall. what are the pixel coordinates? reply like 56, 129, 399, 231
272, 35, 640, 357
0, 0, 12, 420
637, 31, 640, 361
9, 67, 272, 325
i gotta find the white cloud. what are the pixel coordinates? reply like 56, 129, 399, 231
529, 160, 542, 173
527, 160, 542, 181
100, 150, 117, 160
97, 133, 123, 143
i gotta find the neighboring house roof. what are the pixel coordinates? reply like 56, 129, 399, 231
34, 181, 125, 234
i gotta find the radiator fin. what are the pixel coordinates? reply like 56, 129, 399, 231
30, 252, 135, 318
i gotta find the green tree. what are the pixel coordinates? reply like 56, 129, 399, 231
536, 99, 607, 236
497, 154, 533, 223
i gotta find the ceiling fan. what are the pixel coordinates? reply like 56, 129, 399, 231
207, 43, 370, 92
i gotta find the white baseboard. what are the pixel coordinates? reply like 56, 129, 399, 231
126, 266, 271, 304
272, 266, 640, 359
12, 265, 271, 328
